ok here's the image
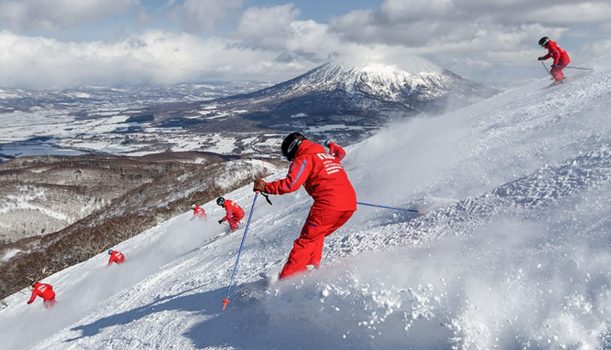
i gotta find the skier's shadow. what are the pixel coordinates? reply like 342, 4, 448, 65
65, 279, 358, 349
184, 286, 364, 350
64, 283, 239, 342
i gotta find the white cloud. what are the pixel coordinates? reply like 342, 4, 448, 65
233, 5, 418, 66
232, 4, 349, 64
0, 25, 453, 89
236, 4, 299, 50
0, 0, 139, 31
379, 0, 453, 22
0, 0, 607, 88
600, 23, 611, 33
285, 20, 338, 60
582, 39, 611, 57
0, 30, 303, 88
521, 3, 611, 25
331, 0, 610, 48
181, 0, 243, 33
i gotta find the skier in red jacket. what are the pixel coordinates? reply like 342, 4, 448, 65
107, 249, 125, 265
191, 204, 207, 220
26, 281, 56, 309
216, 197, 245, 231
324, 139, 346, 162
538, 36, 570, 82
253, 132, 357, 279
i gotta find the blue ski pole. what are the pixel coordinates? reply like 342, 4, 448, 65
222, 192, 259, 310
357, 201, 420, 214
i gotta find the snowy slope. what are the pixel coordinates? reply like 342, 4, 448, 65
1, 58, 611, 349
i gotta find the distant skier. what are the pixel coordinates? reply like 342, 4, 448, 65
216, 197, 245, 232
324, 139, 346, 162
253, 132, 357, 279
191, 203, 207, 220
26, 281, 56, 309
538, 36, 570, 82
107, 249, 125, 265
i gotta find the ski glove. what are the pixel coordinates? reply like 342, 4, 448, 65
218, 219, 223, 224
538, 57, 545, 61
253, 179, 267, 193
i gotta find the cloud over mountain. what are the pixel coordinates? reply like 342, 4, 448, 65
0, 0, 608, 88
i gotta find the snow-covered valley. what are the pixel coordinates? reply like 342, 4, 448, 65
1, 56, 610, 349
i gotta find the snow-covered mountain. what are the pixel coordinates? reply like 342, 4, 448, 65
216, 58, 496, 136
1, 57, 610, 349
239, 57, 480, 104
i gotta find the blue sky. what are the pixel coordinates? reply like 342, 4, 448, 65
0, 0, 609, 88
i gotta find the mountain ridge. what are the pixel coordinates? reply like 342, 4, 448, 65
222, 59, 495, 109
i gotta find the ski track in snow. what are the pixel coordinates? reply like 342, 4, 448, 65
1, 58, 611, 349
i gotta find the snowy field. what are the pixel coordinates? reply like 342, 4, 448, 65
1, 56, 610, 349
0, 82, 270, 158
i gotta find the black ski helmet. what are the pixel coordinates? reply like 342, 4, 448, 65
538, 36, 550, 47
108, 249, 113, 255
281, 132, 306, 161
216, 196, 225, 206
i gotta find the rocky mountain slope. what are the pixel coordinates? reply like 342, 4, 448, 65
0, 155, 182, 243
0, 152, 279, 300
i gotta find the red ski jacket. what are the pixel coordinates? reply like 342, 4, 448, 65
27, 282, 55, 303
221, 200, 244, 222
541, 40, 570, 66
108, 251, 125, 265
327, 142, 346, 162
265, 139, 357, 212
193, 205, 206, 216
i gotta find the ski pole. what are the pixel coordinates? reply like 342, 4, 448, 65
357, 201, 420, 214
565, 66, 593, 71
540, 61, 552, 78
222, 192, 259, 311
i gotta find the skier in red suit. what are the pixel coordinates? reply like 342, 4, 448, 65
191, 204, 207, 220
26, 281, 56, 309
107, 249, 125, 265
538, 36, 570, 82
216, 197, 245, 231
324, 139, 346, 162
253, 132, 357, 279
